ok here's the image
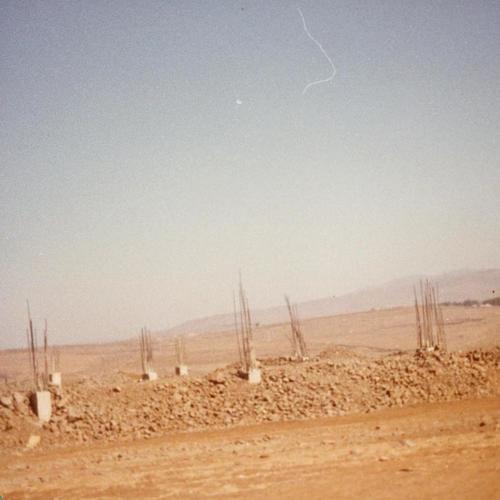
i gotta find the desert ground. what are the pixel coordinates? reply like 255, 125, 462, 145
2, 305, 500, 381
1, 305, 499, 498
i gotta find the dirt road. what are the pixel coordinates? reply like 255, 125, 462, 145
2, 398, 499, 499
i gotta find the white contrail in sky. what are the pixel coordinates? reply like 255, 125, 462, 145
297, 7, 337, 95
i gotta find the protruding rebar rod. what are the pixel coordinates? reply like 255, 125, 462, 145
233, 291, 243, 366
43, 319, 48, 390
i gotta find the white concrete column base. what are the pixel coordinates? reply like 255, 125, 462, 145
48, 372, 62, 387
175, 365, 189, 376
30, 391, 52, 422
247, 368, 261, 384
142, 371, 158, 381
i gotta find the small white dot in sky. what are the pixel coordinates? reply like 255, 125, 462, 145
236, 99, 242, 105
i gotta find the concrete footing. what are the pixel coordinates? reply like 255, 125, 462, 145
48, 372, 62, 387
30, 391, 52, 422
247, 368, 262, 384
142, 371, 158, 381
175, 365, 189, 376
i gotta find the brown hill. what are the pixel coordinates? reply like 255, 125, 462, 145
165, 269, 500, 336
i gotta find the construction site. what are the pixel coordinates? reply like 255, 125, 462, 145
3, 0, 500, 497
1, 288, 499, 499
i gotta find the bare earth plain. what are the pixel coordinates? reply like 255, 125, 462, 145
1, 305, 499, 499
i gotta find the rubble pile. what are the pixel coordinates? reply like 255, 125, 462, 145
1, 348, 498, 451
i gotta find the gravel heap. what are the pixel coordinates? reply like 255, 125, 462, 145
1, 347, 498, 451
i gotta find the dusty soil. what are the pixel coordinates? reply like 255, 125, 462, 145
2, 305, 500, 382
1, 398, 499, 499
1, 306, 499, 498
1, 348, 498, 451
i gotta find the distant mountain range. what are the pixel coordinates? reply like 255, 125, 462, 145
164, 269, 500, 337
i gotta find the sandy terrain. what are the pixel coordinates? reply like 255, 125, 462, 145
1, 305, 499, 499
1, 398, 499, 499
1, 305, 499, 382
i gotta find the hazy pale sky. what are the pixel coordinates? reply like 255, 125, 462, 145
1, 1, 499, 348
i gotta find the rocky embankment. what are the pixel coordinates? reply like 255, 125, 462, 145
1, 348, 499, 451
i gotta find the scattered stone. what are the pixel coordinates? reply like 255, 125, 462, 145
400, 439, 416, 447
26, 435, 41, 449
0, 395, 13, 408
13, 392, 25, 405
67, 407, 83, 423
208, 371, 226, 385
1, 346, 499, 451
